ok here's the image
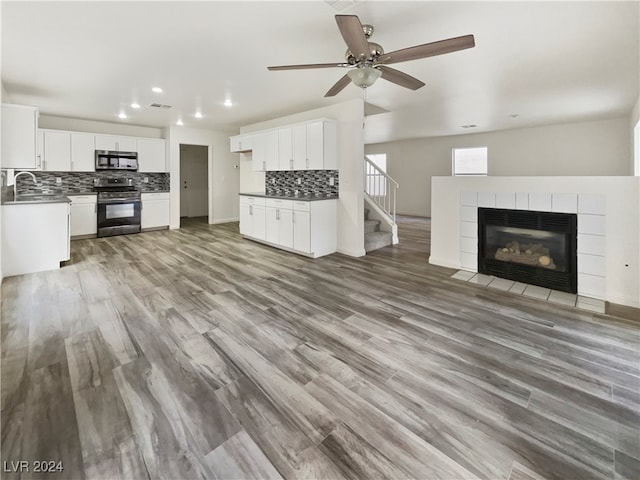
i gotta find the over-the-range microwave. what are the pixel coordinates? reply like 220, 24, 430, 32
95, 150, 138, 171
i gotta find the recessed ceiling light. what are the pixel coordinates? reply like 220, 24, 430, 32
195, 111, 203, 118
224, 99, 233, 107
152, 87, 163, 93
118, 112, 127, 119
176, 119, 183, 126
131, 102, 140, 109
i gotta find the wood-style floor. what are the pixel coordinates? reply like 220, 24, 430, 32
1, 216, 639, 480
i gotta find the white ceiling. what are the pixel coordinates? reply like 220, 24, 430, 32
2, 1, 638, 144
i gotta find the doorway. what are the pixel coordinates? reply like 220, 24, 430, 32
179, 144, 209, 224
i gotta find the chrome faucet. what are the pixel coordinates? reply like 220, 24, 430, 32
13, 171, 38, 200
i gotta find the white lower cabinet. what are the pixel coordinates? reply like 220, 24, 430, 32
69, 194, 97, 237
2, 202, 70, 276
239, 195, 336, 257
240, 195, 266, 239
141, 192, 170, 229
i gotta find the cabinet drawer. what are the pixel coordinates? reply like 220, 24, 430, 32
68, 194, 97, 205
293, 201, 310, 212
141, 192, 170, 201
239, 195, 266, 206
266, 198, 293, 209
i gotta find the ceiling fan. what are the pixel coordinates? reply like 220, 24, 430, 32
268, 15, 475, 97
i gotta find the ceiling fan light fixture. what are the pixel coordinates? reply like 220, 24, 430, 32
347, 65, 381, 88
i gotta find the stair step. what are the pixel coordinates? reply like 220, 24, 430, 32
365, 231, 393, 252
364, 219, 380, 233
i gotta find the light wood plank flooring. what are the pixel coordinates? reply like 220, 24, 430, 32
1, 217, 639, 480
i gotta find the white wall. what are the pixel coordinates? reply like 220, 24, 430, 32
38, 115, 163, 139
166, 126, 239, 228
239, 99, 365, 257
366, 116, 631, 217
430, 176, 640, 308
632, 95, 640, 176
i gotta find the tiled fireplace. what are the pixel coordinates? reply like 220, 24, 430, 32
459, 191, 606, 299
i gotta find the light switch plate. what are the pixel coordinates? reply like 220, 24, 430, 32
329, 177, 334, 186
144, 177, 149, 183
297, 178, 301, 185
55, 177, 62, 184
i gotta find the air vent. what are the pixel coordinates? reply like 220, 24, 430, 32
324, 0, 361, 12
461, 124, 477, 129
149, 103, 172, 109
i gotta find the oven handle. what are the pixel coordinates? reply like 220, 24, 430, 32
97, 198, 142, 205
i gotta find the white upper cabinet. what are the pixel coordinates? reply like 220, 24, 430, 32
43, 130, 71, 171
278, 128, 293, 170
71, 133, 95, 171
2, 104, 39, 169
230, 134, 252, 153
137, 138, 166, 172
232, 119, 336, 172
307, 120, 337, 170
95, 134, 137, 152
252, 130, 278, 171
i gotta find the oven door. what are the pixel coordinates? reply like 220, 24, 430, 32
97, 198, 141, 237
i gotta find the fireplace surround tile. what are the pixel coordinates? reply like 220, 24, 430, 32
548, 290, 578, 307
487, 277, 515, 291
515, 192, 529, 210
578, 214, 606, 235
522, 285, 551, 300
578, 194, 606, 215
460, 221, 477, 239
577, 253, 606, 277
461, 206, 477, 222
552, 193, 578, 213
577, 234, 606, 256
478, 192, 496, 207
461, 191, 477, 206
496, 192, 516, 209
529, 192, 552, 211
578, 273, 606, 299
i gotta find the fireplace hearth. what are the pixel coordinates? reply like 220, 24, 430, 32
478, 208, 577, 293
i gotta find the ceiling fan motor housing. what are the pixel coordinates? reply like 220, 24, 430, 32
345, 42, 384, 64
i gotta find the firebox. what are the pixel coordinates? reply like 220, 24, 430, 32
478, 208, 577, 293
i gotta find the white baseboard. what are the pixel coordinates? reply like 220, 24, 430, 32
428, 256, 460, 269
211, 217, 239, 225
337, 247, 366, 258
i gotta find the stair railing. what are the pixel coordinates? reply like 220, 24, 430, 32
364, 156, 398, 227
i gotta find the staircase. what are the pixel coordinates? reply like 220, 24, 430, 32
364, 208, 393, 252
364, 157, 399, 253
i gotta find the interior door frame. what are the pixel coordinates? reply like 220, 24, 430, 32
179, 143, 212, 225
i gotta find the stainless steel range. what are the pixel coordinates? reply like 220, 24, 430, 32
94, 178, 141, 237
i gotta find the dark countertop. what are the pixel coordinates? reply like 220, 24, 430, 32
2, 194, 71, 205
239, 192, 338, 202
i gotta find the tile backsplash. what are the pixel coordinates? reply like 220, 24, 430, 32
265, 170, 338, 197
12, 171, 170, 195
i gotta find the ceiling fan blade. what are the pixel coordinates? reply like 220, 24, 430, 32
335, 15, 370, 59
324, 74, 351, 97
378, 34, 475, 65
268, 62, 348, 71
377, 66, 425, 90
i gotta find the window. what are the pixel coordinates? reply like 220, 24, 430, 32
452, 147, 488, 176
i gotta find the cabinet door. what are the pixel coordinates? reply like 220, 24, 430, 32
43, 131, 71, 171
265, 207, 279, 244
306, 121, 324, 170
278, 128, 293, 170
94, 135, 117, 151
252, 205, 266, 240
292, 124, 307, 170
2, 104, 38, 169
239, 203, 251, 236
264, 130, 279, 170
251, 133, 266, 171
141, 199, 170, 229
71, 133, 95, 171
230, 135, 252, 153
70, 202, 97, 236
138, 138, 166, 172
117, 136, 137, 152
293, 210, 311, 253
279, 208, 294, 248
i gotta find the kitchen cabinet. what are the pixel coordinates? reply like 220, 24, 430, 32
2, 201, 70, 276
239, 194, 336, 257
265, 198, 294, 248
69, 194, 97, 237
230, 134, 252, 153
1, 104, 40, 169
138, 138, 166, 172
71, 133, 95, 171
41, 130, 95, 171
306, 120, 337, 170
234, 119, 336, 172
95, 134, 137, 152
251, 131, 278, 171
43, 130, 71, 171
141, 192, 170, 229
239, 195, 266, 240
